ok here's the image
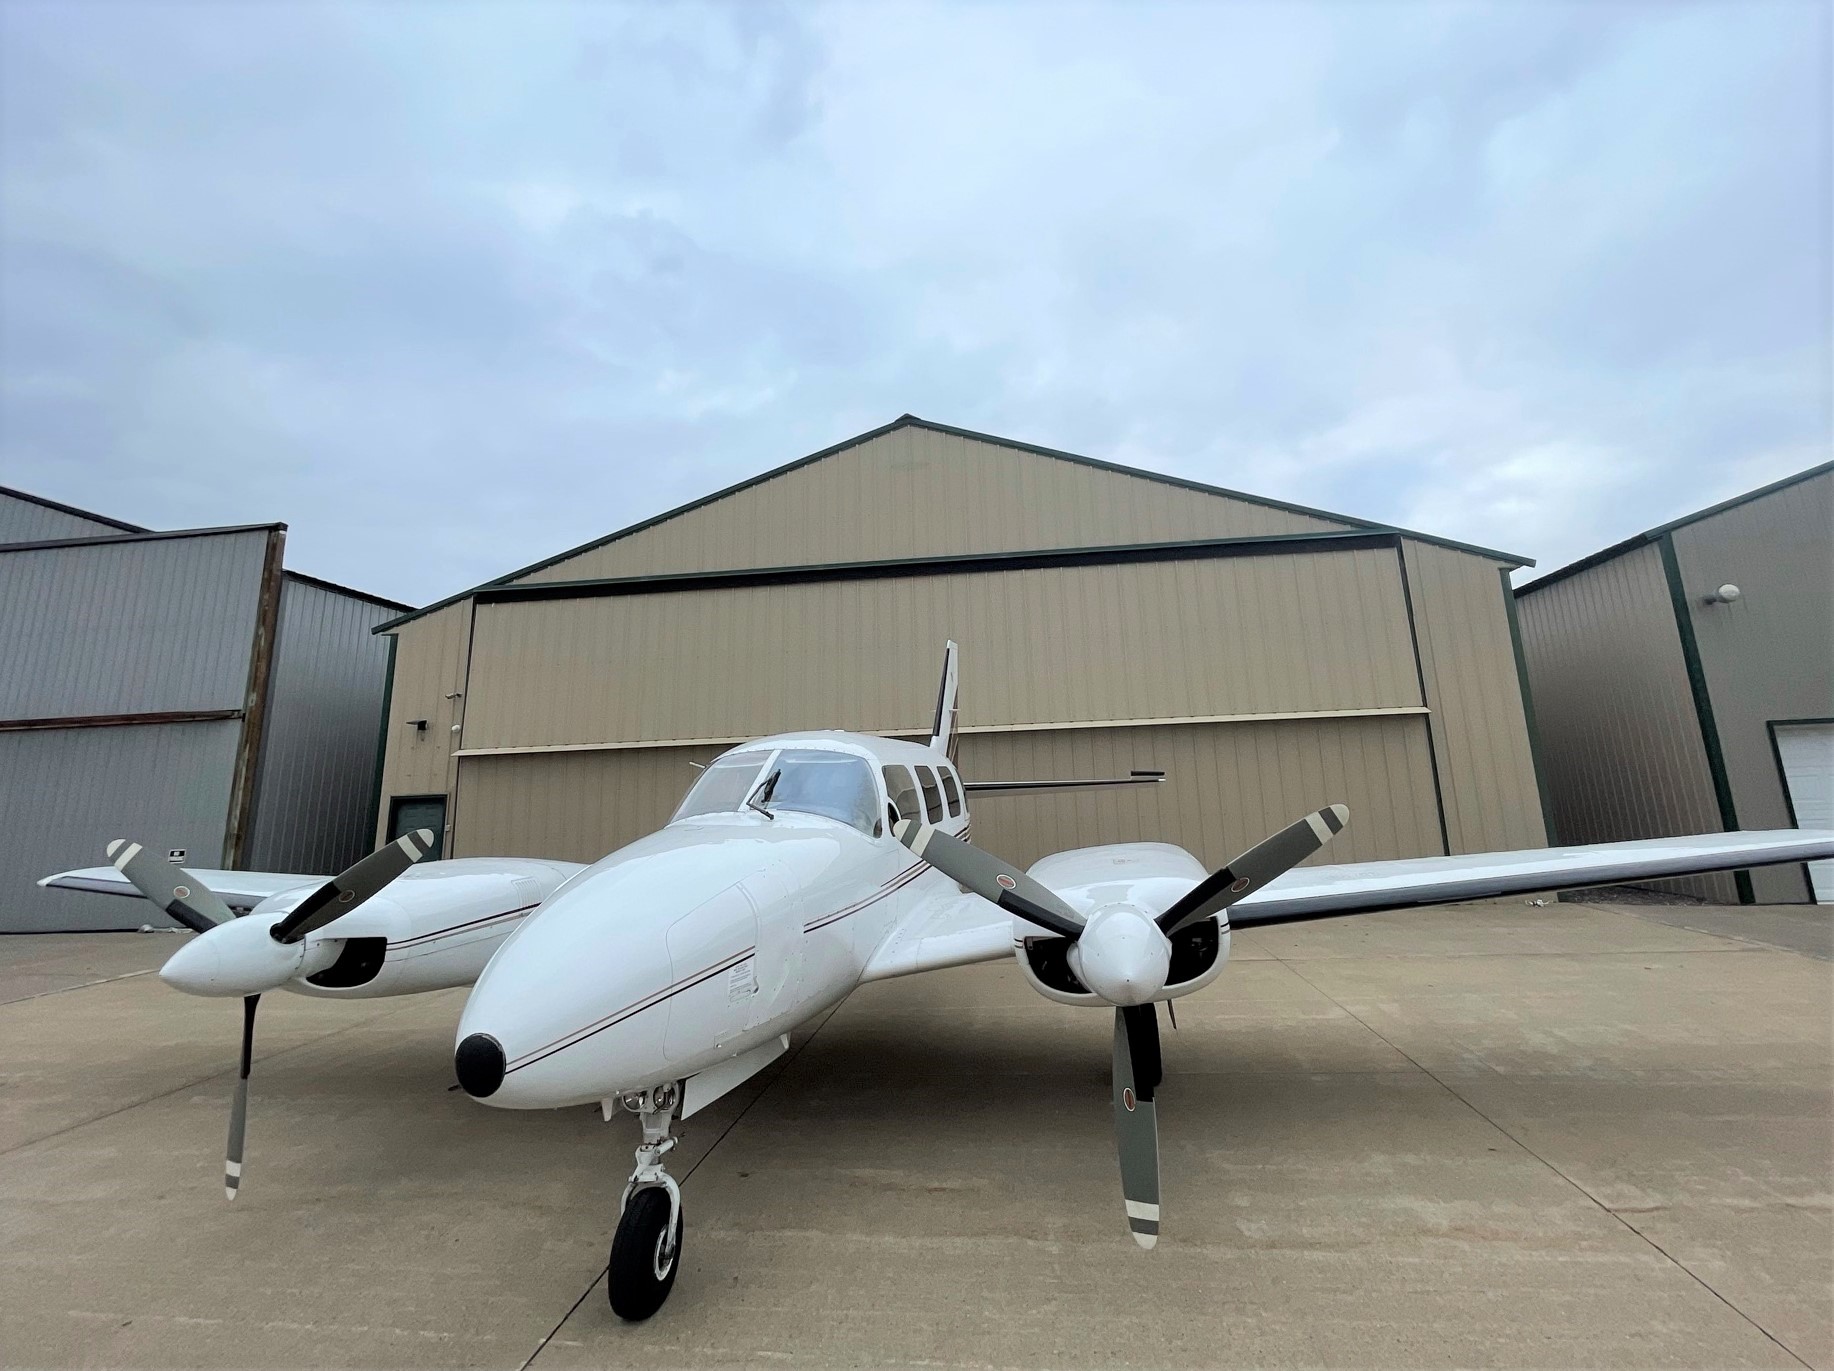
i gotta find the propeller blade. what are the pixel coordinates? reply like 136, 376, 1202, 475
269, 829, 435, 945
1113, 1004, 1162, 1249
1157, 804, 1349, 936
226, 995, 257, 1200
104, 839, 234, 934
893, 819, 1085, 940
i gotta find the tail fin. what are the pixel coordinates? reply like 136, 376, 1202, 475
928, 640, 960, 758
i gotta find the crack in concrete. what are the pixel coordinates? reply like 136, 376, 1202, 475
519, 1001, 844, 1370
1269, 937, 1817, 1371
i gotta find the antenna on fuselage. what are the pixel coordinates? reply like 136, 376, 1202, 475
929, 640, 960, 761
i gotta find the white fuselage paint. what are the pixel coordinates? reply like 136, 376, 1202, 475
456, 732, 967, 1109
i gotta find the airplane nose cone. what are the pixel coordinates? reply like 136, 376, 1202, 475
455, 1033, 506, 1098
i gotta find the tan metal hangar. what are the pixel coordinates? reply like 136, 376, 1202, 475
370, 417, 1549, 874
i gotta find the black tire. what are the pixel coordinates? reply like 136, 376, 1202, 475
608, 1187, 682, 1322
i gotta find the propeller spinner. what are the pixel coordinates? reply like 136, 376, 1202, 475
895, 804, 1348, 1248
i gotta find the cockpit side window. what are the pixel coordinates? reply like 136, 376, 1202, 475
672, 750, 772, 821
939, 767, 963, 818
882, 765, 920, 828
766, 749, 879, 834
916, 766, 943, 823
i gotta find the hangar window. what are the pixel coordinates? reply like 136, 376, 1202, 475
939, 768, 963, 818
917, 766, 944, 822
673, 750, 772, 821
766, 750, 878, 834
883, 765, 920, 827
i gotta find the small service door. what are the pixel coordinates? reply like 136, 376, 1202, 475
1775, 723, 1834, 903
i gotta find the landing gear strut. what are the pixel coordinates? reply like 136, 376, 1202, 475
608, 1083, 683, 1322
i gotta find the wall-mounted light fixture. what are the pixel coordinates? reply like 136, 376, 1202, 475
1700, 583, 1742, 606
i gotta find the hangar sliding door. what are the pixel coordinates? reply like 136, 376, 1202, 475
448, 538, 1448, 869
0, 720, 242, 931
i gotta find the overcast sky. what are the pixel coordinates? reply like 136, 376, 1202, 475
3, 1, 1827, 605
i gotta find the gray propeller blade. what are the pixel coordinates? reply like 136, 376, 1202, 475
269, 829, 435, 945
226, 995, 257, 1201
1113, 1004, 1161, 1249
892, 819, 1085, 940
104, 839, 234, 934
1157, 804, 1349, 936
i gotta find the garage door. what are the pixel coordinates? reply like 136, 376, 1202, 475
1775, 722, 1834, 903
0, 720, 241, 931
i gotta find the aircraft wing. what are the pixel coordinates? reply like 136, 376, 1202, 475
39, 865, 319, 912
861, 828, 1834, 982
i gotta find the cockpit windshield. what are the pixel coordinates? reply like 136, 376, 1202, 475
764, 749, 879, 834
670, 746, 881, 834
672, 750, 771, 821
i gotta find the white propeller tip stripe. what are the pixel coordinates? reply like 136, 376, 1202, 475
1131, 1232, 1157, 1250
224, 1186, 238, 1201
110, 841, 141, 870
396, 832, 426, 861
106, 838, 125, 859
225, 1160, 242, 1178
1125, 1200, 1160, 1220
1305, 811, 1333, 842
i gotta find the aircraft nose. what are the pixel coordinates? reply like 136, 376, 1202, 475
454, 1033, 506, 1098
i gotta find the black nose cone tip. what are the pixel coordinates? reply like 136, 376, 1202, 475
455, 1033, 505, 1098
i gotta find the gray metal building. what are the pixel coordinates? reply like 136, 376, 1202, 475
1514, 463, 1834, 904
0, 487, 410, 931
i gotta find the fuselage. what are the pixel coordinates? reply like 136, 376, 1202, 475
453, 732, 971, 1108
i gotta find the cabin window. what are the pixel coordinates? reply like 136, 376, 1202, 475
766, 750, 879, 834
673, 750, 772, 821
883, 765, 920, 827
917, 766, 943, 822
940, 767, 963, 818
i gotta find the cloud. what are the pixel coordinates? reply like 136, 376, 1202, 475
2, 0, 1826, 602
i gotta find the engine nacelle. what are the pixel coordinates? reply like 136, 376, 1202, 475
1014, 911, 1230, 1007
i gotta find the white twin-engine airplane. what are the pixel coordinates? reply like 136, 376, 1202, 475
44, 643, 1834, 1321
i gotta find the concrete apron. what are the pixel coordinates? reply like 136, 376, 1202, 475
0, 902, 1828, 1369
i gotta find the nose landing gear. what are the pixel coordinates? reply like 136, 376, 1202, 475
608, 1083, 684, 1322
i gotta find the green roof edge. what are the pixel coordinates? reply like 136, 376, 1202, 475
1516, 458, 1834, 597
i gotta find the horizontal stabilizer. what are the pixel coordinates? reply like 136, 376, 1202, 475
966, 771, 1166, 796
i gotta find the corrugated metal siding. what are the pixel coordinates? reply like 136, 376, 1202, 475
0, 531, 270, 719
1400, 539, 1547, 854
0, 491, 133, 545
243, 577, 399, 876
1671, 471, 1833, 903
451, 715, 1442, 871
514, 426, 1352, 584
373, 600, 471, 845
1516, 542, 1731, 901
0, 720, 241, 931
460, 548, 1422, 752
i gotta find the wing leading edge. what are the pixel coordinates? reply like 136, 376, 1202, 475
863, 828, 1834, 981
39, 866, 319, 912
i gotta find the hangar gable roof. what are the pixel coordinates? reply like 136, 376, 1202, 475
377, 415, 1529, 633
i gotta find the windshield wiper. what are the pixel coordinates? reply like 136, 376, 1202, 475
746, 769, 781, 821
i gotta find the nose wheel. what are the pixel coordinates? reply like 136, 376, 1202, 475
608, 1083, 684, 1322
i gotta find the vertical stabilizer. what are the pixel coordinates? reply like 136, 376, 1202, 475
928, 640, 960, 758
